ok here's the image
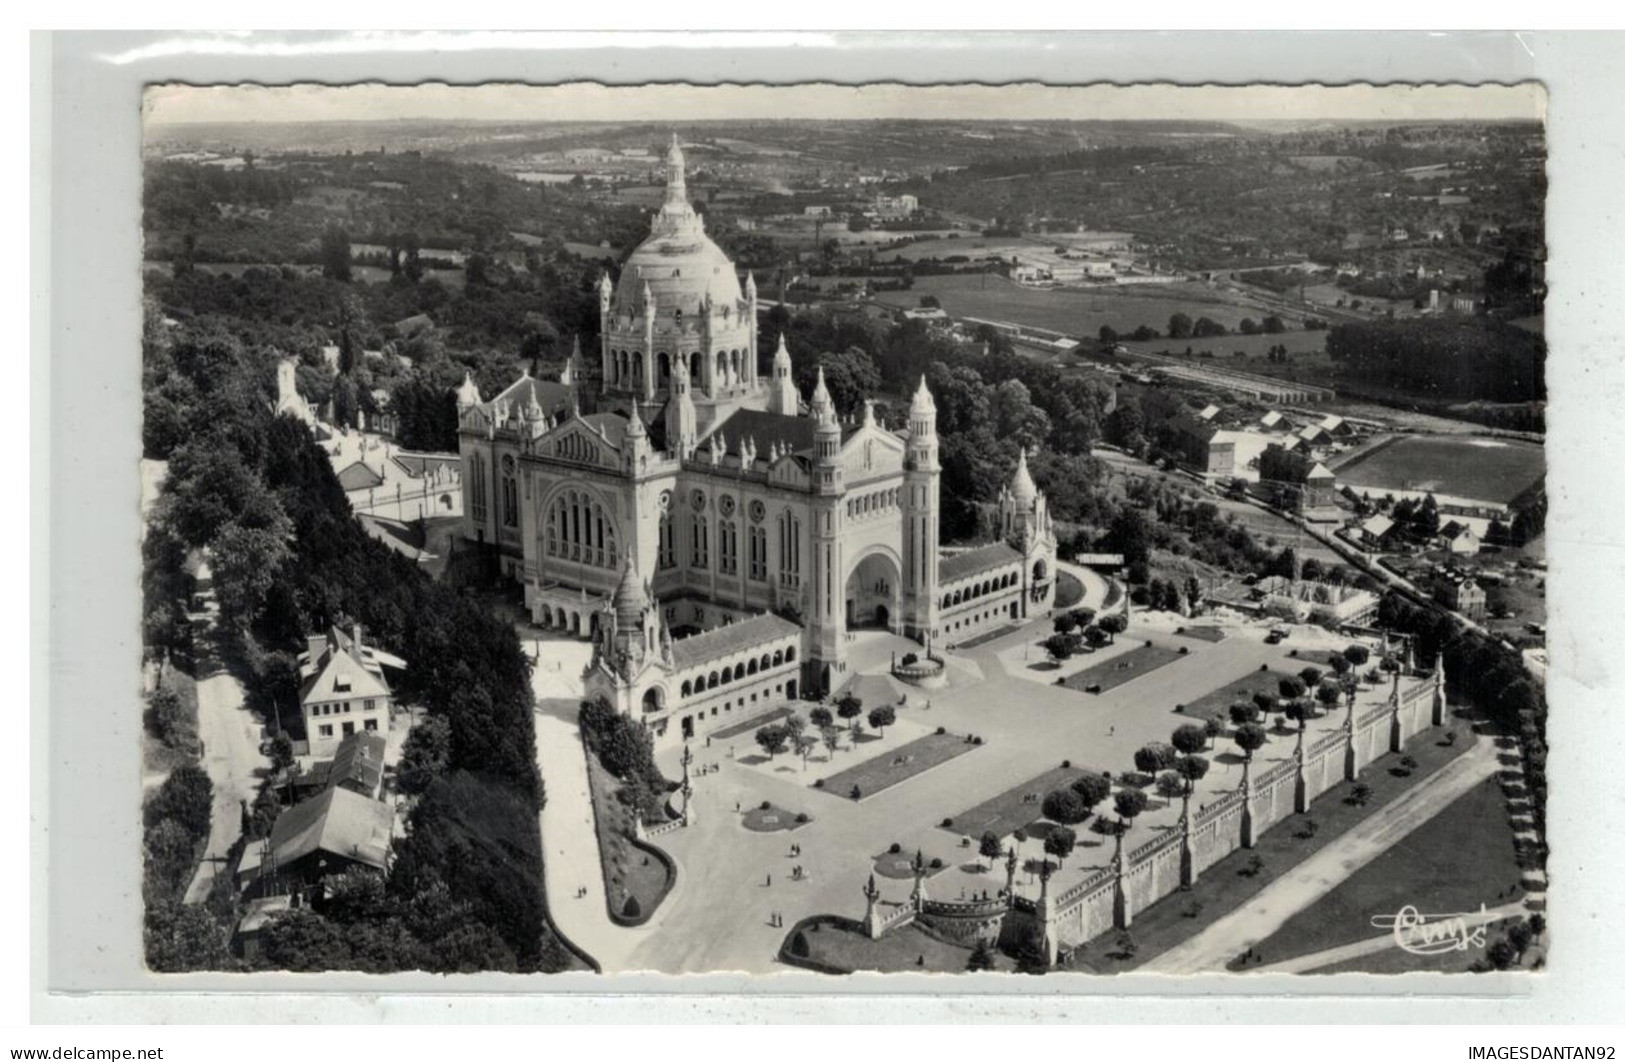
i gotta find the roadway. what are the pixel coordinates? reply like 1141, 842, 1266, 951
182, 604, 270, 904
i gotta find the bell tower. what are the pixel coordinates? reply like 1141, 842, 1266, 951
902, 375, 941, 644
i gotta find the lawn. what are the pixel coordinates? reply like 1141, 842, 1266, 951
584, 749, 675, 925
741, 801, 811, 833
711, 705, 797, 742
816, 731, 980, 801
1060, 643, 1186, 695
1332, 435, 1546, 508
142, 666, 200, 778
941, 765, 1094, 841
1054, 570, 1085, 609
783, 916, 1009, 973
1064, 718, 1481, 974
1178, 669, 1300, 721
1237, 775, 1524, 971
1174, 626, 1228, 643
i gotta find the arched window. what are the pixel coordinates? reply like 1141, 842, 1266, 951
681, 680, 693, 698
721, 666, 733, 684
772, 650, 783, 667
760, 653, 771, 671
747, 659, 758, 676
545, 489, 618, 568
784, 645, 796, 663
707, 671, 719, 690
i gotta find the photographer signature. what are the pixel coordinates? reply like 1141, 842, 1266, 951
1370, 903, 1492, 955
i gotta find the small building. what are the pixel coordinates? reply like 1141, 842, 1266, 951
290, 730, 389, 803
1159, 411, 1235, 478
1434, 572, 1487, 621
298, 625, 396, 758
1356, 513, 1397, 549
1197, 404, 1221, 422
1439, 520, 1482, 557
803, 205, 833, 218
1259, 443, 1337, 514
235, 786, 394, 898
1316, 413, 1352, 438
1259, 410, 1288, 432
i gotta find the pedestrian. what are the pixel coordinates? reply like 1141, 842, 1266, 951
766, 872, 772, 887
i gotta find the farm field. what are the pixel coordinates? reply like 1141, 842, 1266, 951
1332, 435, 1545, 508
871, 274, 1279, 339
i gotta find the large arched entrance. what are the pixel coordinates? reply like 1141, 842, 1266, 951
845, 549, 902, 630
641, 686, 665, 715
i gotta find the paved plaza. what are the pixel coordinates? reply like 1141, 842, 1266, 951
529, 567, 1418, 974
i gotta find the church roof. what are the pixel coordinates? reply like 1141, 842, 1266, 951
670, 613, 802, 672
939, 542, 1023, 584
480, 375, 576, 420
578, 412, 630, 449
612, 557, 647, 626
700, 409, 847, 460
1009, 448, 1038, 504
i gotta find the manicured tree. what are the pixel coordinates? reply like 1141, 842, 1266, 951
1041, 788, 1090, 825
1099, 612, 1127, 643
1044, 825, 1077, 868
1316, 678, 1343, 718
1229, 701, 1260, 727
867, 705, 896, 737
1278, 676, 1307, 703
1071, 607, 1097, 628
1175, 753, 1210, 791
1233, 722, 1268, 769
1053, 612, 1080, 637
1343, 644, 1371, 667
809, 706, 834, 730
836, 695, 864, 728
979, 831, 1003, 869
1112, 789, 1149, 848
1327, 653, 1351, 679
820, 725, 840, 761
1042, 633, 1077, 665
1298, 666, 1323, 690
1253, 691, 1279, 717
793, 730, 818, 771
1204, 714, 1226, 744
1083, 625, 1109, 650
1069, 772, 1113, 817
1133, 742, 1177, 780
1155, 771, 1187, 802
755, 723, 789, 759
1172, 723, 1209, 756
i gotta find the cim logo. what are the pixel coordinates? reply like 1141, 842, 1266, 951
1370, 903, 1492, 955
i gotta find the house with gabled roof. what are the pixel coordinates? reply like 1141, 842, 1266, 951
298, 625, 396, 757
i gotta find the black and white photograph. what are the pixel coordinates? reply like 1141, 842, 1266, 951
128, 79, 1555, 980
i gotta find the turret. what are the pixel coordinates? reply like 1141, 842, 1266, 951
902, 373, 942, 647
809, 365, 836, 425
768, 333, 799, 415
455, 371, 483, 412
561, 335, 580, 386
662, 133, 687, 210
666, 352, 698, 458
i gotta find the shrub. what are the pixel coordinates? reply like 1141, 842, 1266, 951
1178, 646, 1189, 655
1061, 759, 1071, 769
813, 778, 825, 789
973, 736, 984, 745
795, 812, 809, 824
761, 800, 772, 810
936, 726, 947, 735
929, 857, 944, 869
850, 785, 861, 800
889, 842, 902, 855
622, 895, 642, 920
942, 817, 954, 828
901, 652, 919, 667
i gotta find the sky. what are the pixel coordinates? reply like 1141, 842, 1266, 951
144, 81, 1547, 127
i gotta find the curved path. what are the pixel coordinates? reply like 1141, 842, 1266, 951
1141, 738, 1499, 974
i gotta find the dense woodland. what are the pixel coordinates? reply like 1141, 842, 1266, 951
1327, 317, 1547, 404
141, 313, 575, 972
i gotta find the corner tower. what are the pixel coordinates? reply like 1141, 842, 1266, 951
902, 375, 942, 645
806, 368, 847, 694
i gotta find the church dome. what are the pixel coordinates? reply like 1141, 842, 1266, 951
1010, 447, 1039, 505
611, 136, 744, 317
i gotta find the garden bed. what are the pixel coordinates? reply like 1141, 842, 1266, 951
1178, 669, 1301, 721
741, 801, 812, 833
779, 915, 1008, 974
1054, 570, 1085, 610
940, 765, 1096, 840
816, 731, 981, 801
584, 748, 676, 926
873, 847, 953, 880
1060, 643, 1186, 695
710, 705, 797, 742
1174, 626, 1228, 643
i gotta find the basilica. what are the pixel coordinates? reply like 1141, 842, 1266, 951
458, 137, 1057, 744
